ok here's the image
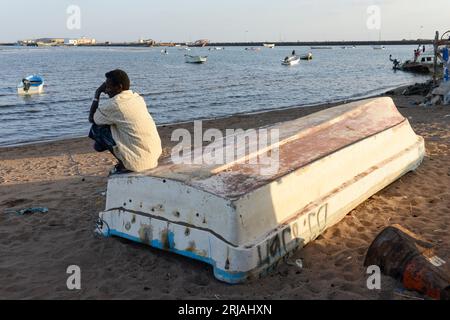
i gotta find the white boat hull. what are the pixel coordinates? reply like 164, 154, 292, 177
17, 85, 44, 95
282, 56, 300, 66
185, 55, 207, 63
97, 97, 425, 284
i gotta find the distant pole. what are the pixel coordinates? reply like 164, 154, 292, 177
433, 31, 439, 84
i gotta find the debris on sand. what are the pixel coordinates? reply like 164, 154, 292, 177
401, 80, 436, 96
365, 224, 450, 300
4, 207, 49, 216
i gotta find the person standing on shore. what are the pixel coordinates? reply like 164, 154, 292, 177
88, 69, 162, 175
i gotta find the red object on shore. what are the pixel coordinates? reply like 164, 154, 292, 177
364, 224, 450, 300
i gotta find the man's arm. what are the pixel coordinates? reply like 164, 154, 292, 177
89, 82, 106, 124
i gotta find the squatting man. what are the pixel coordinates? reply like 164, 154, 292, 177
88, 69, 279, 176
88, 69, 162, 175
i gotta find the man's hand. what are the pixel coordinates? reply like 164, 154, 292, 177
95, 82, 106, 99
90, 82, 106, 124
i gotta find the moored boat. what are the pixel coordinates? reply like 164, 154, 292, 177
185, 54, 208, 63
391, 51, 442, 74
282, 55, 300, 66
300, 52, 313, 60
17, 75, 44, 95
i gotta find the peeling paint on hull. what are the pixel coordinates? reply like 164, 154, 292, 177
97, 97, 425, 284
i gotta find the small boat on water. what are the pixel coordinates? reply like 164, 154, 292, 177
245, 47, 261, 52
17, 75, 44, 95
374, 31, 386, 50
263, 43, 275, 49
160, 49, 168, 55
185, 54, 208, 64
300, 53, 313, 60
391, 52, 441, 74
282, 55, 300, 66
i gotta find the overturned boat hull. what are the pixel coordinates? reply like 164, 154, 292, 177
97, 97, 425, 284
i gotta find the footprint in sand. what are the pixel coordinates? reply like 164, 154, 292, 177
1, 198, 28, 207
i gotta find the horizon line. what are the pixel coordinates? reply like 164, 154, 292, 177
0, 39, 436, 45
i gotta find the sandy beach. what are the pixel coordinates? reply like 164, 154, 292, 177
0, 90, 449, 300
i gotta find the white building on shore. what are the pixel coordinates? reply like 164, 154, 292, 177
64, 39, 78, 46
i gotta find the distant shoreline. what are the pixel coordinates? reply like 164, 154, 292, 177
0, 40, 434, 47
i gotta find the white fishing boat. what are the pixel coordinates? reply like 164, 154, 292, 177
263, 43, 275, 49
282, 55, 300, 66
185, 54, 208, 64
300, 52, 313, 60
373, 30, 386, 50
392, 51, 440, 74
96, 97, 425, 284
17, 75, 44, 95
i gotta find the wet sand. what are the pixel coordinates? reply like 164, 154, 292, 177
0, 91, 449, 300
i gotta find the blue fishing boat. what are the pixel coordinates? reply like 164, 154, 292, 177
17, 75, 44, 95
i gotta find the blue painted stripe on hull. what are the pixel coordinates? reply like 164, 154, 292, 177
107, 229, 248, 284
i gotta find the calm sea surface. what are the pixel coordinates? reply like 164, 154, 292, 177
0, 45, 428, 146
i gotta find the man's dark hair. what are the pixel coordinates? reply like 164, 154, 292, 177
105, 69, 130, 90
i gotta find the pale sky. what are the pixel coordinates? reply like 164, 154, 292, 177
0, 0, 448, 43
